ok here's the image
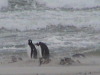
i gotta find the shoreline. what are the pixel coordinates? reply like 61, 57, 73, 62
0, 56, 100, 75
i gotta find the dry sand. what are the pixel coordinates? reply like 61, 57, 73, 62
0, 56, 100, 75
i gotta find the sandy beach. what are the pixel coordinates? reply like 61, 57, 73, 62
0, 55, 100, 75
0, 1, 99, 74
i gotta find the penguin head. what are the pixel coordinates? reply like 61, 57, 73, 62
35, 42, 40, 46
28, 39, 32, 44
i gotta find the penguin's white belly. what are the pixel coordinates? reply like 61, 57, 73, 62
26, 46, 31, 58
35, 46, 42, 58
26, 45, 42, 58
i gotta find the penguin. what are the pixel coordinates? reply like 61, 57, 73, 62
28, 39, 37, 59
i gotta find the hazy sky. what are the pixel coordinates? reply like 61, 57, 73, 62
0, 0, 100, 9
38, 0, 100, 8
0, 0, 8, 8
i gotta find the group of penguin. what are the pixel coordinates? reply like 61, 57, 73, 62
28, 39, 50, 59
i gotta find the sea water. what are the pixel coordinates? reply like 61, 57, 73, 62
0, 7, 100, 58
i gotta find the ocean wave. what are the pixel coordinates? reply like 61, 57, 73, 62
0, 24, 97, 33
0, 8, 100, 31
0, 0, 100, 11
0, 44, 26, 50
